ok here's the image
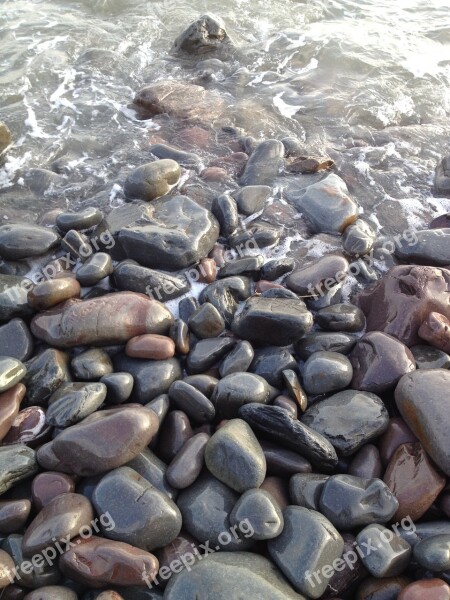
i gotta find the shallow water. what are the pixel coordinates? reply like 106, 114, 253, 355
1, 0, 450, 240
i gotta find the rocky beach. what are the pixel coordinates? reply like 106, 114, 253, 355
1, 3, 450, 600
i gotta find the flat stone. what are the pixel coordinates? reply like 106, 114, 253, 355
0, 274, 33, 321
289, 173, 359, 234
0, 444, 37, 494
76, 252, 113, 286
342, 219, 377, 256
59, 536, 159, 587
22, 492, 94, 556
355, 265, 450, 346
166, 432, 209, 489
411, 344, 450, 369
398, 579, 450, 600
239, 403, 338, 471
0, 319, 33, 361
219, 256, 264, 280
384, 442, 446, 521
100, 372, 134, 404
0, 383, 25, 442
118, 196, 219, 271
205, 419, 266, 492
0, 357, 26, 393
419, 311, 450, 352
113, 355, 181, 403
124, 160, 180, 202
230, 489, 283, 540
212, 373, 273, 420
56, 207, 103, 232
234, 185, 272, 216
156, 410, 193, 464
187, 337, 235, 374
268, 506, 344, 598
232, 296, 313, 346
0, 499, 31, 534
50, 405, 159, 476
31, 292, 173, 348
302, 390, 389, 455
395, 369, 450, 476
0, 223, 60, 260
164, 552, 305, 600
47, 382, 107, 427
349, 332, 416, 393
294, 332, 357, 360
302, 351, 353, 395
316, 303, 365, 332
27, 278, 81, 311
114, 261, 190, 303
319, 475, 399, 529
379, 417, 418, 465
239, 140, 284, 187
92, 466, 181, 551
168, 381, 215, 423
31, 471, 75, 511
289, 474, 329, 510
285, 255, 349, 302
250, 346, 297, 387
71, 348, 113, 380
413, 534, 450, 572
261, 440, 312, 477
396, 229, 450, 265
126, 334, 175, 360
219, 341, 254, 377
356, 524, 411, 577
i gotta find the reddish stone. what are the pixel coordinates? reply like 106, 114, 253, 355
379, 417, 418, 466
357, 576, 411, 600
0, 383, 25, 442
349, 444, 382, 479
197, 258, 217, 283
201, 167, 229, 182
31, 472, 76, 511
419, 312, 450, 353
155, 531, 199, 587
0, 499, 31, 534
211, 152, 248, 178
273, 395, 298, 419
3, 406, 51, 447
177, 126, 211, 150
59, 536, 159, 588
255, 280, 285, 293
260, 476, 289, 510
125, 334, 175, 360
398, 579, 450, 600
209, 244, 226, 267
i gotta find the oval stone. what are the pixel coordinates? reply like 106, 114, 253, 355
27, 278, 81, 311
123, 160, 181, 202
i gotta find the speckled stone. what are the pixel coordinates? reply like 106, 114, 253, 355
47, 382, 107, 427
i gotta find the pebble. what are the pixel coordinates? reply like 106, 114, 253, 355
24, 348, 70, 405
125, 334, 175, 360
92, 466, 181, 551
342, 219, 377, 256
411, 344, 450, 369
211, 193, 239, 236
31, 292, 173, 348
261, 440, 312, 478
316, 303, 365, 332
239, 403, 338, 470
379, 417, 418, 465
114, 261, 190, 303
46, 382, 107, 427
211, 372, 273, 419
435, 155, 450, 195
0, 383, 25, 442
302, 390, 389, 455
188, 337, 236, 374
183, 374, 217, 397
267, 506, 344, 598
239, 139, 284, 186
71, 349, 113, 380
261, 257, 295, 281
172, 14, 231, 54
356, 524, 411, 577
289, 474, 329, 510
319, 474, 399, 529
232, 296, 313, 346
294, 332, 357, 360
219, 255, 264, 279
398, 579, 450, 600
395, 369, 450, 476
76, 252, 113, 286
149, 143, 202, 171
230, 221, 280, 249
234, 185, 272, 215
349, 331, 416, 393
31, 471, 75, 511
0, 444, 38, 494
219, 340, 254, 377
0, 223, 60, 260
113, 355, 181, 403
166, 432, 209, 489
27, 277, 81, 311
0, 499, 31, 534
0, 549, 15, 589
348, 444, 383, 479
250, 346, 297, 387
2, 532, 60, 588
118, 195, 219, 270
324, 532, 367, 599
0, 319, 33, 361
100, 372, 134, 404
188, 303, 225, 338
0, 274, 33, 321
384, 442, 446, 521
170, 319, 189, 354
22, 492, 94, 556
285, 254, 349, 302
0, 357, 26, 394
49, 405, 159, 476
302, 351, 353, 395
282, 369, 307, 412
273, 395, 298, 418
56, 207, 103, 232
145, 393, 170, 423
126, 447, 177, 500
205, 419, 266, 492
156, 410, 193, 464
23, 587, 78, 600
413, 535, 450, 572
123, 159, 180, 201
61, 229, 91, 261
261, 476, 290, 510
230, 489, 283, 540
419, 311, 450, 352
395, 229, 450, 265
200, 276, 252, 326
169, 380, 215, 423
59, 536, 159, 587
3, 405, 50, 446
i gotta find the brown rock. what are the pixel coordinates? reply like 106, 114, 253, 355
0, 499, 31, 534
398, 579, 450, 600
31, 472, 76, 511
166, 433, 209, 489
357, 576, 411, 600
419, 312, 450, 353
355, 265, 450, 346
30, 292, 173, 348
157, 410, 193, 464
155, 531, 199, 588
51, 405, 159, 476
198, 258, 217, 283
286, 255, 349, 296
27, 278, 80, 311
201, 167, 229, 182
0, 549, 15, 589
288, 156, 334, 174
260, 476, 290, 510
383, 442, 446, 521
3, 406, 51, 447
349, 332, 416, 393
125, 334, 175, 360
0, 383, 25, 442
379, 417, 418, 466
59, 536, 159, 587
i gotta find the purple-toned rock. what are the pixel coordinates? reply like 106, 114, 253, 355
418, 311, 450, 353
30, 292, 173, 348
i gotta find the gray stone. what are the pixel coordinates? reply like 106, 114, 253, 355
188, 303, 225, 338
219, 341, 254, 377
261, 257, 295, 281
234, 185, 272, 216
413, 534, 450, 571
410, 344, 450, 369
0, 223, 60, 260
123, 159, 180, 202
212, 373, 273, 420
0, 445, 38, 494
0, 275, 33, 321
219, 255, 264, 279
302, 389, 389, 455
342, 219, 377, 256
289, 474, 329, 510
56, 207, 103, 232
205, 419, 266, 492
71, 348, 113, 380
172, 14, 231, 55
239, 140, 284, 187
25, 349, 71, 405
114, 261, 190, 302
230, 489, 283, 540
294, 332, 357, 360
166, 433, 209, 489
319, 475, 399, 529
100, 372, 134, 404
395, 228, 450, 266
47, 382, 107, 427
211, 193, 239, 236
302, 351, 353, 395
149, 143, 202, 171
316, 303, 365, 332
267, 506, 344, 598
76, 252, 113, 286
200, 276, 252, 327
187, 337, 236, 374
356, 524, 411, 577
168, 380, 215, 423
92, 466, 182, 551
126, 448, 177, 500
0, 319, 33, 361
435, 155, 450, 196
0, 357, 26, 393
285, 254, 349, 301
250, 346, 297, 387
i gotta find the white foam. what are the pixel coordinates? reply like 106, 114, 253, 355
273, 92, 303, 119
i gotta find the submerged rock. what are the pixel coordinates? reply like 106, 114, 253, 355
123, 159, 180, 202
172, 14, 232, 55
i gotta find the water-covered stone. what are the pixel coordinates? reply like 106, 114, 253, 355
114, 261, 190, 302
395, 228, 450, 265
234, 185, 272, 215
172, 14, 231, 55
56, 207, 103, 232
76, 252, 113, 286
239, 140, 284, 187
123, 160, 180, 202
342, 218, 377, 256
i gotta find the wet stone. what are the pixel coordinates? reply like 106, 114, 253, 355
419, 311, 450, 353
230, 489, 283, 540
0, 549, 15, 589
0, 383, 25, 442
302, 390, 389, 456
273, 395, 298, 418
22, 492, 94, 556
200, 276, 252, 327
349, 332, 416, 393
0, 444, 38, 494
188, 303, 225, 338
212, 372, 273, 420
219, 255, 264, 279
31, 471, 75, 511
0, 319, 33, 361
379, 417, 418, 466
61, 229, 91, 261
113, 355, 181, 403
282, 369, 307, 412
76, 252, 113, 286
239, 140, 284, 187
261, 257, 295, 281
413, 535, 450, 572
2, 532, 60, 588
302, 351, 353, 395
0, 223, 60, 260
178, 296, 199, 323
398, 579, 450, 600
172, 14, 231, 55
56, 207, 103, 232
395, 369, 450, 476
229, 221, 280, 249
145, 393, 170, 423
294, 332, 357, 360
319, 474, 399, 529
71, 349, 113, 380
23, 587, 78, 600
169, 380, 215, 423
342, 218, 377, 256
126, 447, 177, 500
166, 432, 209, 489
126, 334, 175, 360
232, 296, 313, 346
348, 444, 383, 479
0, 358, 26, 394
3, 406, 50, 447
267, 506, 344, 598
289, 474, 329, 510
114, 261, 190, 303
123, 159, 180, 202
47, 382, 107, 428
395, 229, 450, 266
205, 419, 266, 492
118, 196, 219, 271
27, 278, 80, 311
0, 499, 31, 534
59, 536, 159, 588
0, 275, 33, 322
149, 143, 202, 171
435, 155, 450, 196
92, 466, 181, 551
357, 577, 412, 600
250, 346, 297, 388
100, 372, 134, 404
187, 337, 236, 374
316, 303, 365, 332
260, 440, 312, 477
170, 319, 189, 355
219, 340, 254, 377
211, 193, 239, 236
156, 410, 193, 464
234, 185, 272, 216
285, 255, 349, 305
357, 524, 411, 577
